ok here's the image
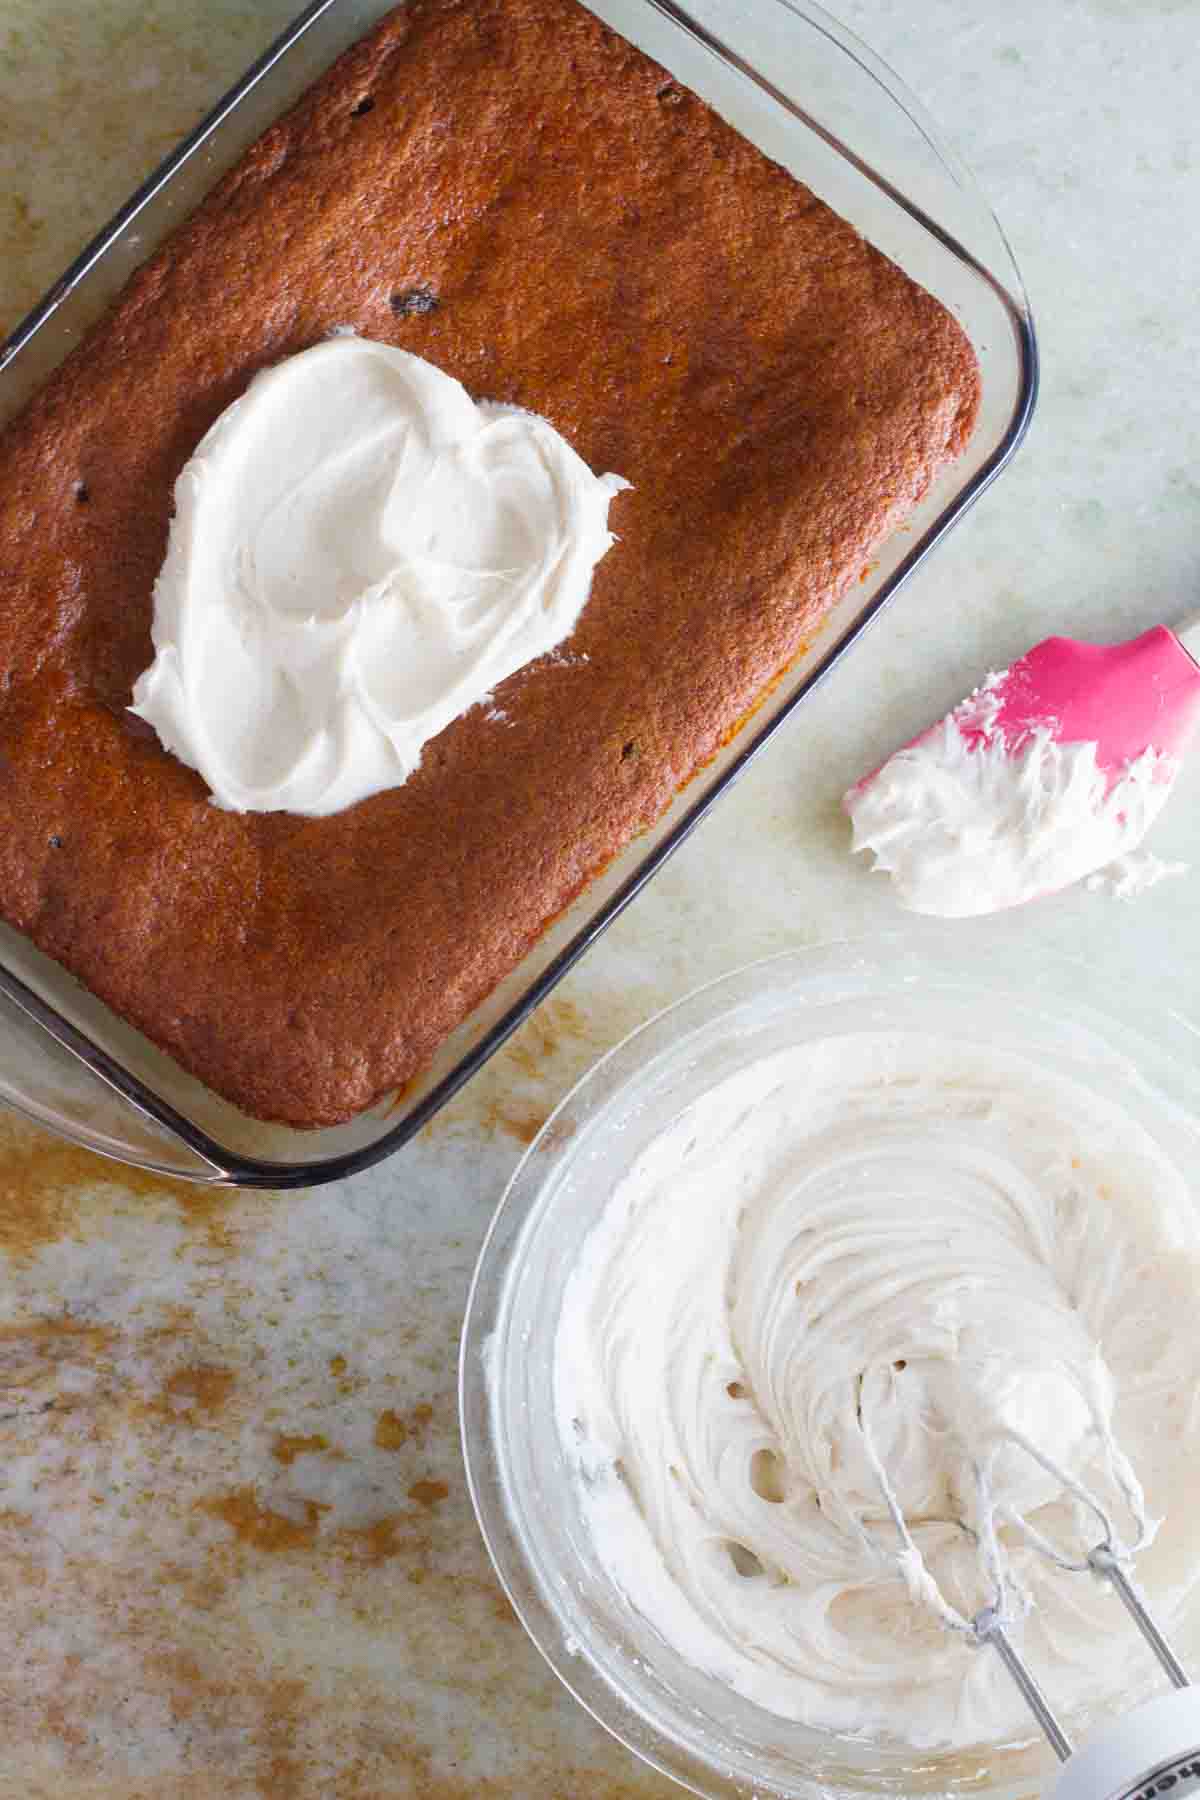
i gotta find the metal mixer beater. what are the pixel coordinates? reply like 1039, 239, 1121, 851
862, 1416, 1200, 1800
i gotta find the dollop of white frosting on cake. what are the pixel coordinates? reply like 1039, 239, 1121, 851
554, 1033, 1200, 1749
131, 338, 628, 815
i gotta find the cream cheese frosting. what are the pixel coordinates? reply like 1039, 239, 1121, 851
844, 676, 1181, 915
131, 338, 629, 816
554, 1034, 1200, 1749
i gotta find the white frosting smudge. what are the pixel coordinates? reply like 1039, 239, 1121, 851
1086, 851, 1189, 899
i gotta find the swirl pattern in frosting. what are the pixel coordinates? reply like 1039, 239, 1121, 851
554, 1033, 1200, 1749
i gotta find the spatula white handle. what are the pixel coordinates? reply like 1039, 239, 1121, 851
1173, 610, 1200, 664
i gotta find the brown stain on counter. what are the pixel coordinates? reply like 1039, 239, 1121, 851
271, 1430, 331, 1466
479, 1096, 546, 1147
455, 996, 593, 1146
500, 995, 591, 1083
162, 1363, 237, 1417
0, 1114, 185, 1260
436, 990, 637, 1147
202, 1477, 453, 1561
360, 1761, 677, 1800
203, 1488, 329, 1555
374, 1401, 433, 1450
0, 1312, 114, 1356
0, 1111, 248, 1262
407, 1478, 449, 1510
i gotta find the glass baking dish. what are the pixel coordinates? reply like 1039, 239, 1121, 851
0, 0, 1037, 1188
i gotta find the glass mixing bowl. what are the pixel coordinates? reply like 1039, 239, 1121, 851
460, 930, 1200, 1800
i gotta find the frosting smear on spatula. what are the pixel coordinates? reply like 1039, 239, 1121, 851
845, 673, 1183, 916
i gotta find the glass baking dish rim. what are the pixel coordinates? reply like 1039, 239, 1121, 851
0, 0, 1039, 1189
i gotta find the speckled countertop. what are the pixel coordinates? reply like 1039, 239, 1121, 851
1, 2, 1199, 1796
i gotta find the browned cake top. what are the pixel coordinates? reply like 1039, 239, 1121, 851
0, 0, 979, 1125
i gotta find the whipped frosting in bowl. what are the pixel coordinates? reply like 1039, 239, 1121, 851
131, 337, 628, 815
554, 1033, 1200, 1750
462, 936, 1200, 1800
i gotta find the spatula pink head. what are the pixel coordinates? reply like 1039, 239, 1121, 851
961, 622, 1200, 777
849, 617, 1200, 804
844, 615, 1200, 915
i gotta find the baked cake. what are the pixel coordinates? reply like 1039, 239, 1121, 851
0, 0, 980, 1125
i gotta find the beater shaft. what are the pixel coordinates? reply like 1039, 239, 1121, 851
980, 1547, 1190, 1762
1092, 1550, 1189, 1691
981, 1621, 1073, 1762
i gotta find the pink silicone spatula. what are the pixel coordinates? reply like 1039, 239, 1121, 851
852, 615, 1200, 795
844, 614, 1200, 915
955, 617, 1200, 772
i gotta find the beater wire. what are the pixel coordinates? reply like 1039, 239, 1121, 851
856, 1400, 1188, 1759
